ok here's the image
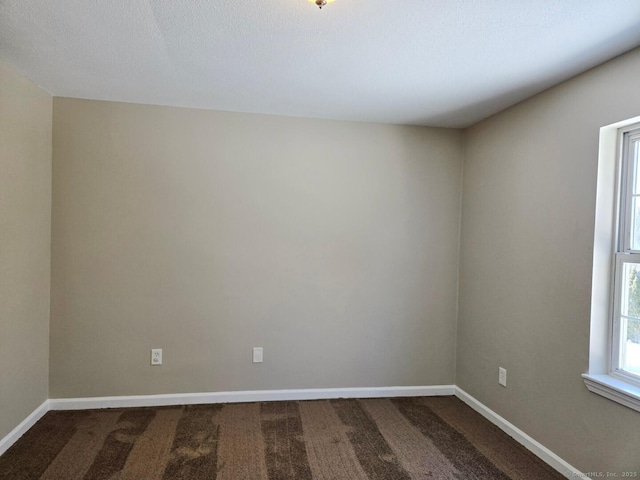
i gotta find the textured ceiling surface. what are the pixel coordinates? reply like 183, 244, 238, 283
1, 0, 640, 127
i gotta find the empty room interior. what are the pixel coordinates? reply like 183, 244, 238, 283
2, 1, 640, 478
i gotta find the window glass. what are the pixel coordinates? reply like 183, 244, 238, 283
631, 139, 640, 250
620, 262, 640, 376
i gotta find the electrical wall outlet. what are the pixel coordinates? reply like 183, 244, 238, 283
498, 367, 507, 387
151, 348, 162, 366
253, 347, 263, 363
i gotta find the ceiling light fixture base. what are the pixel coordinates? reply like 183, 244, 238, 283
310, 0, 334, 9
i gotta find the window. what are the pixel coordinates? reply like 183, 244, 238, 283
612, 127, 640, 384
583, 118, 640, 412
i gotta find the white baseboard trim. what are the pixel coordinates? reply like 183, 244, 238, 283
49, 385, 456, 411
0, 400, 50, 457
454, 387, 582, 479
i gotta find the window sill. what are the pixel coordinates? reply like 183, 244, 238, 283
582, 374, 640, 413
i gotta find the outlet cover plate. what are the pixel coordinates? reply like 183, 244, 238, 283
253, 347, 263, 363
499, 367, 507, 387
151, 348, 162, 366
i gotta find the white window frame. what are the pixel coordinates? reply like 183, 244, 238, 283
618, 127, 640, 255
611, 127, 640, 384
583, 118, 640, 412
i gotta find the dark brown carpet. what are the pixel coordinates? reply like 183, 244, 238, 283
0, 396, 564, 480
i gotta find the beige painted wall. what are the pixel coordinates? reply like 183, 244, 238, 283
50, 98, 463, 398
0, 62, 52, 439
458, 48, 640, 473
4, 41, 639, 475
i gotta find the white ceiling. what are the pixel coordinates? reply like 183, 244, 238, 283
2, 1, 640, 127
